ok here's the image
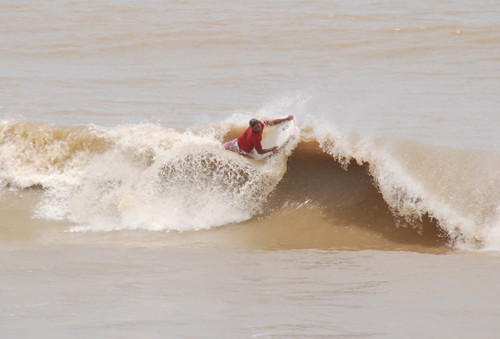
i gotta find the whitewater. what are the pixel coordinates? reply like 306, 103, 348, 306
1, 113, 499, 251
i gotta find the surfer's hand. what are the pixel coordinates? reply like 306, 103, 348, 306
272, 146, 279, 153
287, 115, 294, 120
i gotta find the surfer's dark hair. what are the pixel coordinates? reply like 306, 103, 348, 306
249, 119, 260, 127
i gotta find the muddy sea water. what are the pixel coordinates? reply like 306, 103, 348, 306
1, 1, 500, 337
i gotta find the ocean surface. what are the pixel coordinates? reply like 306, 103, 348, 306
1, 0, 500, 337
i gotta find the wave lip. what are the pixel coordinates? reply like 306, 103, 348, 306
316, 130, 500, 250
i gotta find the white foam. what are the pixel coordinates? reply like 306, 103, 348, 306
20, 120, 294, 232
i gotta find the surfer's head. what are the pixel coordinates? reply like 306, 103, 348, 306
249, 118, 262, 133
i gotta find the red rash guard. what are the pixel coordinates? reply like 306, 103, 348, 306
237, 121, 268, 153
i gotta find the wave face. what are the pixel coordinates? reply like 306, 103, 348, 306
1, 119, 499, 250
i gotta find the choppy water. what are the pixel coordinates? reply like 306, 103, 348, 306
1, 0, 500, 337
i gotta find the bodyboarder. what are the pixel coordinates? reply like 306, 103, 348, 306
222, 115, 294, 156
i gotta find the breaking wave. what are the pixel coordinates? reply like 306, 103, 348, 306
0, 118, 499, 251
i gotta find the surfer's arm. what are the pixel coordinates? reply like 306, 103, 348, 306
267, 115, 294, 126
255, 139, 278, 154
256, 146, 279, 154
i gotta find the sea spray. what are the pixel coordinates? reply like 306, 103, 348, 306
16, 120, 298, 232
0, 120, 108, 188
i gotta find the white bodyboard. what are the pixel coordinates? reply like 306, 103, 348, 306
250, 120, 295, 159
